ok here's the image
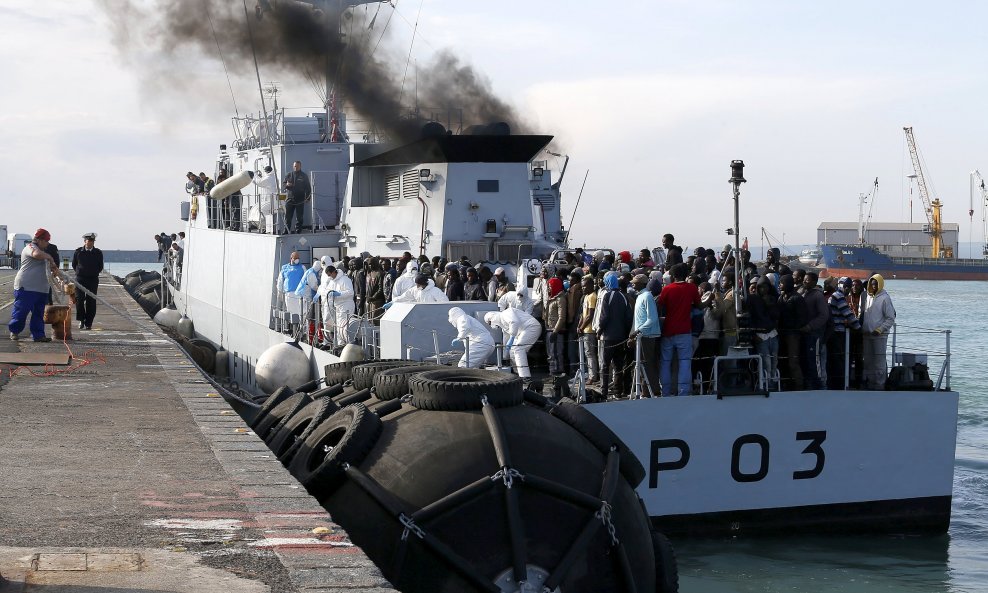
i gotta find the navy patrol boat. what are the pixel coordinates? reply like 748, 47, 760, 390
151, 0, 957, 542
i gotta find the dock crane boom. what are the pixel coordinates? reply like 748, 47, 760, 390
904, 126, 952, 258
972, 170, 988, 258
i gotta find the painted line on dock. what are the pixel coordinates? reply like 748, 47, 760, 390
0, 299, 13, 312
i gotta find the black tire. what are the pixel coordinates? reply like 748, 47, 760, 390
549, 398, 646, 487
137, 280, 161, 295
522, 389, 550, 409
189, 338, 217, 358
408, 368, 524, 411
267, 397, 341, 464
351, 360, 422, 391
371, 364, 445, 401
324, 359, 403, 387
652, 531, 679, 593
249, 386, 295, 429
288, 403, 382, 497
253, 392, 310, 439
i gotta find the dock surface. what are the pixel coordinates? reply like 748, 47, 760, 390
0, 269, 397, 593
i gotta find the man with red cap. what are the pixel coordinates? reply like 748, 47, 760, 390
543, 277, 568, 375
8, 229, 57, 342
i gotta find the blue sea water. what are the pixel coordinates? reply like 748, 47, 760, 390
103, 262, 162, 277
678, 280, 988, 592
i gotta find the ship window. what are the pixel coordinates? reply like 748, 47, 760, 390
478, 180, 499, 193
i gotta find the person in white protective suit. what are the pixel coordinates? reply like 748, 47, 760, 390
323, 265, 356, 345
390, 274, 449, 304
293, 260, 322, 337
316, 259, 337, 346
391, 260, 419, 301
447, 307, 495, 368
252, 165, 281, 233
484, 308, 541, 380
497, 286, 534, 314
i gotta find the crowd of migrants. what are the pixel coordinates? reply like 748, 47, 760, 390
153, 231, 186, 282
275, 234, 896, 396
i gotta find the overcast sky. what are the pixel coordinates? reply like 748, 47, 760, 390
3, 0, 988, 256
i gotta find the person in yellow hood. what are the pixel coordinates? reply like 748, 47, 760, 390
861, 274, 896, 389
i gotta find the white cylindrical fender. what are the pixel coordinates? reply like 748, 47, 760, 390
210, 170, 254, 201
176, 315, 195, 339
153, 306, 182, 329
255, 341, 311, 395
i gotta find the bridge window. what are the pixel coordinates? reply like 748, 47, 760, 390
477, 180, 500, 193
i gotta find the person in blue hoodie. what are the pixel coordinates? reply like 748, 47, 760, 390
277, 251, 306, 324
597, 271, 632, 398
629, 274, 661, 396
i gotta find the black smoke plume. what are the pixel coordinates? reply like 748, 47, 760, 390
97, 0, 530, 143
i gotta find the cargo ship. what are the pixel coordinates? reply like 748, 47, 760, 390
820, 242, 988, 280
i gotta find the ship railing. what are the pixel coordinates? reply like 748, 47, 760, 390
890, 323, 952, 391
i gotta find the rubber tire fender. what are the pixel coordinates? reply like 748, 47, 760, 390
288, 403, 382, 497
548, 398, 647, 487
267, 397, 341, 465
324, 359, 403, 387
249, 386, 295, 429
350, 360, 423, 391
652, 530, 679, 593
371, 364, 446, 401
189, 338, 218, 358
253, 392, 311, 441
408, 368, 524, 411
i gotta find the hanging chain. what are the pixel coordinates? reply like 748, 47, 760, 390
491, 467, 524, 489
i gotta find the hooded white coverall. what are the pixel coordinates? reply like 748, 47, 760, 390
485, 308, 541, 378
294, 261, 323, 333
392, 280, 448, 304
392, 261, 419, 301
317, 268, 336, 345
324, 272, 356, 344
448, 307, 495, 368
497, 288, 534, 314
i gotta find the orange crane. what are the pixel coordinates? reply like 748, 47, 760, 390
904, 126, 953, 258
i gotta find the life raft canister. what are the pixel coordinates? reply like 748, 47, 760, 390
190, 195, 199, 220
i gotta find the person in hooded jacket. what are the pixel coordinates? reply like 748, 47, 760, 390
463, 267, 487, 301
861, 274, 896, 389
365, 257, 386, 322
497, 286, 534, 314
448, 307, 495, 368
392, 260, 419, 301
543, 277, 568, 375
825, 276, 861, 389
485, 307, 541, 380
316, 257, 336, 345
277, 251, 305, 324
748, 275, 781, 386
597, 271, 632, 398
777, 275, 807, 390
445, 267, 465, 301
382, 259, 397, 302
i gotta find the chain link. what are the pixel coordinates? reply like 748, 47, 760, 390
491, 467, 524, 489
480, 394, 489, 407
595, 501, 619, 546
399, 513, 425, 541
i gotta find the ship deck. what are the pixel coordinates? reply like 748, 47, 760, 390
0, 269, 396, 592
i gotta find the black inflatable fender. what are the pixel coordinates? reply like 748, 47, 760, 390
548, 398, 647, 488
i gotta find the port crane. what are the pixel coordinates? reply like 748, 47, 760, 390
904, 126, 953, 258
972, 170, 988, 258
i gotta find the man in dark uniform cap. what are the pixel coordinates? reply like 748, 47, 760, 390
72, 232, 104, 330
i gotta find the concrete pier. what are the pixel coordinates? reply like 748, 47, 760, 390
0, 269, 397, 593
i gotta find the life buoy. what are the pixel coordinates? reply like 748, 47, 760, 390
190, 196, 199, 220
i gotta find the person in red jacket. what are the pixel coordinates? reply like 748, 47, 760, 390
658, 263, 701, 396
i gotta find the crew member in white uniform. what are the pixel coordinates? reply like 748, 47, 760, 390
323, 265, 356, 345
447, 307, 495, 368
497, 286, 534, 314
485, 307, 541, 379
252, 165, 280, 233
391, 260, 419, 301
391, 274, 449, 304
